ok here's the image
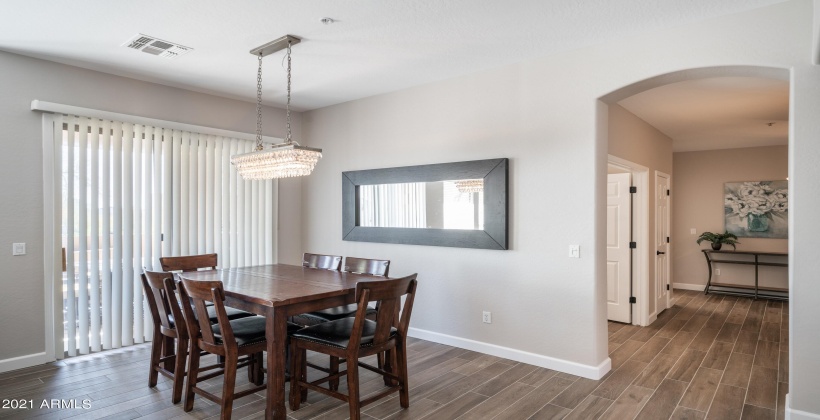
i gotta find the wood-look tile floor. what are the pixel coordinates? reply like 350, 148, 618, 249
0, 290, 787, 420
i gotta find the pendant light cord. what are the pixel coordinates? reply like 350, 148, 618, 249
286, 41, 292, 145
255, 53, 264, 151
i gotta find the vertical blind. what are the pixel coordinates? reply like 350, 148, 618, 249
56, 114, 275, 356
358, 183, 426, 228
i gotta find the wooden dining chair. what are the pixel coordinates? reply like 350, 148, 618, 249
298, 257, 391, 389
142, 269, 259, 404
302, 252, 342, 270
160, 253, 218, 272
178, 278, 269, 419
289, 274, 418, 420
141, 270, 190, 404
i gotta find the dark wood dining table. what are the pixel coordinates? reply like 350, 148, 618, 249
178, 263, 388, 420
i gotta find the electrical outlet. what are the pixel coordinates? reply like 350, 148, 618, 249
715, 269, 721, 276
482, 311, 492, 324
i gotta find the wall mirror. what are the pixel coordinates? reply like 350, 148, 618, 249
342, 158, 508, 249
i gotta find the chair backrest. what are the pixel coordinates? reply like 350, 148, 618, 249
343, 257, 390, 277
349, 274, 417, 349
142, 269, 186, 338
160, 253, 218, 272
303, 253, 342, 271
178, 278, 234, 353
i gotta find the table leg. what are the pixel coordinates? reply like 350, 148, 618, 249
265, 307, 288, 420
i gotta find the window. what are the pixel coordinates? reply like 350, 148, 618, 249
56, 114, 274, 356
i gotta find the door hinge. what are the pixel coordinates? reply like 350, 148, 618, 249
629, 296, 637, 304
629, 186, 637, 193
667, 284, 670, 290
666, 189, 670, 196
629, 242, 637, 249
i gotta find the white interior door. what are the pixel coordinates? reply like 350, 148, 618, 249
607, 173, 632, 323
655, 172, 671, 313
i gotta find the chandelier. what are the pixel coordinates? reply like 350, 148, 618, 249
231, 35, 322, 180
454, 179, 484, 193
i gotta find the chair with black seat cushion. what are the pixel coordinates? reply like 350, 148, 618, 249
290, 253, 344, 328
159, 253, 218, 272
141, 270, 190, 403
178, 278, 269, 419
304, 257, 389, 322
289, 274, 418, 420
142, 270, 260, 404
299, 257, 390, 389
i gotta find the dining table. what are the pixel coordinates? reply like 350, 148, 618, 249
177, 263, 390, 420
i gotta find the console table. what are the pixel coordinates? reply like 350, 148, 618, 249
702, 250, 788, 300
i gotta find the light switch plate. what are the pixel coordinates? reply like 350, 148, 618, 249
569, 245, 580, 258
690, 228, 697, 235
12, 243, 26, 256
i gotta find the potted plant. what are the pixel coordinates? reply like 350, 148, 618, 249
696, 231, 739, 251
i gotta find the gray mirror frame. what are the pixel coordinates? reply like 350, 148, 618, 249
342, 158, 508, 250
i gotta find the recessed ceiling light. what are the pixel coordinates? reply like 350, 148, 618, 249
321, 17, 335, 25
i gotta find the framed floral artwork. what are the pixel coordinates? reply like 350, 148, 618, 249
724, 180, 788, 238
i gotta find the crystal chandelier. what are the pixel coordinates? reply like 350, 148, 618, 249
454, 179, 484, 193
231, 35, 322, 180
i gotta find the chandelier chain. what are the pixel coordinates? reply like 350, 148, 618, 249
255, 53, 263, 151
286, 41, 292, 144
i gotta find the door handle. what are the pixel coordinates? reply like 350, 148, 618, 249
657, 251, 666, 255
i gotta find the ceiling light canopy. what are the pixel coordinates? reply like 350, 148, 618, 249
231, 35, 322, 180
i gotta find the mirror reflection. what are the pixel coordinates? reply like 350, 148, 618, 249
358, 179, 484, 230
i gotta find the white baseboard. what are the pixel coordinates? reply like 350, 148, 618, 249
0, 352, 52, 374
407, 327, 610, 380
786, 394, 820, 420
673, 282, 705, 291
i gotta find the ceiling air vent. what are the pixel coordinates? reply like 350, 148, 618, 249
122, 33, 192, 59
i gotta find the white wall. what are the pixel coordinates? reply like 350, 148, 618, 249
0, 50, 302, 365
788, 63, 820, 419
608, 104, 674, 319
301, 0, 820, 399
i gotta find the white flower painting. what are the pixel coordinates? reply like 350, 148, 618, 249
724, 180, 788, 238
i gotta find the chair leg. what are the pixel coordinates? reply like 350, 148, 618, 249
247, 353, 256, 384
171, 337, 188, 404
300, 350, 308, 402
379, 351, 395, 386
148, 330, 163, 388
184, 343, 200, 412
220, 354, 238, 420
395, 342, 410, 408
163, 336, 176, 372
346, 356, 361, 420
252, 352, 264, 386
289, 342, 303, 410
329, 356, 340, 391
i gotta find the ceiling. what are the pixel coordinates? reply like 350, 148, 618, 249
0, 1, 789, 151
619, 77, 790, 152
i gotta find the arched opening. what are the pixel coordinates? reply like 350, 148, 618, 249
597, 65, 790, 331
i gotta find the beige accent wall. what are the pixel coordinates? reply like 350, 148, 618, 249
607, 104, 673, 318
671, 146, 788, 289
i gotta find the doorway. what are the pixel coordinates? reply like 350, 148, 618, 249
606, 170, 631, 323
607, 156, 649, 325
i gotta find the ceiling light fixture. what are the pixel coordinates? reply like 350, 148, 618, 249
231, 35, 322, 180
454, 179, 484, 193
